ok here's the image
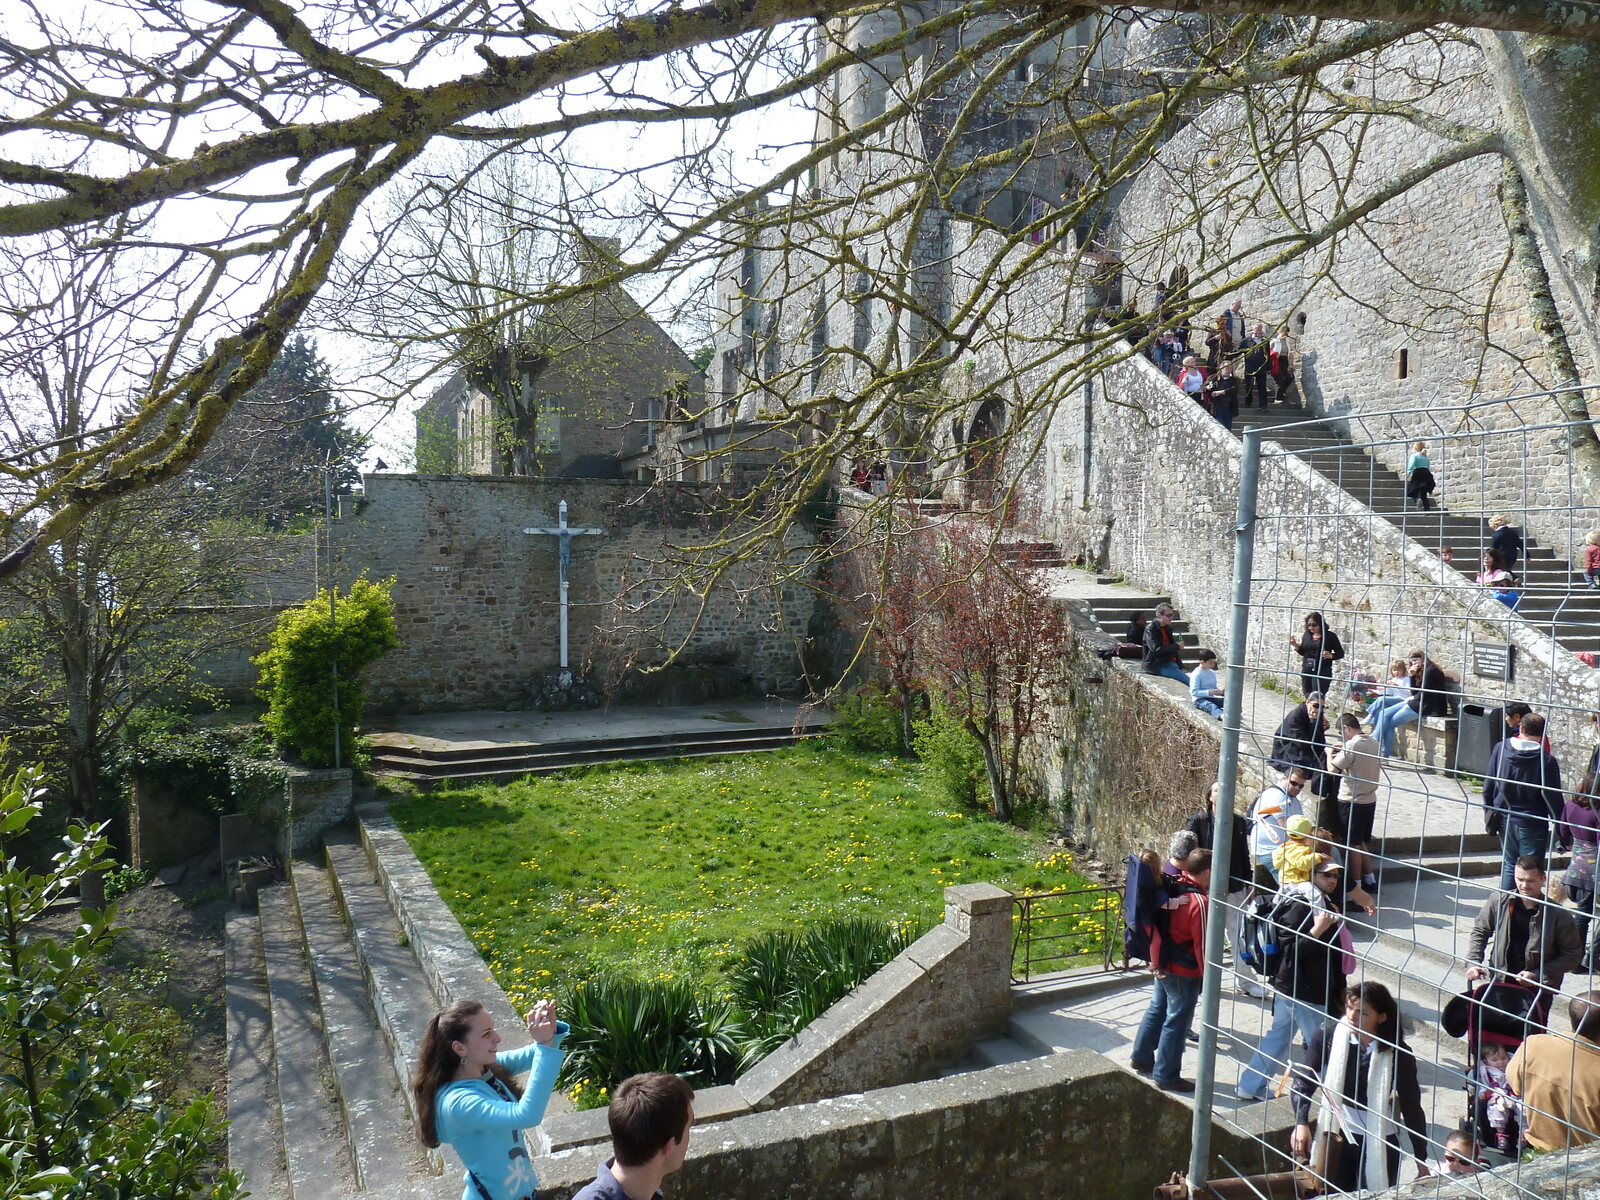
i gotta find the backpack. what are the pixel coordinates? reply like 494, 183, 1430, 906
1238, 891, 1300, 978
1122, 854, 1165, 964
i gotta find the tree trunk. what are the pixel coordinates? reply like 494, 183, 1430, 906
972, 720, 1011, 822
57, 553, 107, 912
1480, 33, 1600, 356
897, 683, 917, 756
1498, 158, 1600, 500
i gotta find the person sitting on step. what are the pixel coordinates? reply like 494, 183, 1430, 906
1190, 648, 1225, 719
1142, 604, 1190, 685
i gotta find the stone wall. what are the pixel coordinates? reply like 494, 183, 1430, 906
283, 767, 352, 854
735, 882, 1014, 1110
129, 775, 219, 871
1039, 608, 1225, 865
1033, 348, 1599, 781
535, 1050, 1262, 1200
332, 476, 815, 710
1110, 35, 1591, 565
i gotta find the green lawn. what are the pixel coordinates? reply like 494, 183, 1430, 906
387, 745, 1089, 1010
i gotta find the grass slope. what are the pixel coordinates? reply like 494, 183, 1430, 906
387, 745, 1087, 1009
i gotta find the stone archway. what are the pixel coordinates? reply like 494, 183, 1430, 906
964, 396, 1007, 511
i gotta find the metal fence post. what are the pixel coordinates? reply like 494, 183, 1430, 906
1187, 426, 1262, 1190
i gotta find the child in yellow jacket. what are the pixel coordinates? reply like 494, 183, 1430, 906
1273, 816, 1320, 886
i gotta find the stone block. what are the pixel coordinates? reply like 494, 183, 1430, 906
221, 813, 277, 863
284, 766, 352, 854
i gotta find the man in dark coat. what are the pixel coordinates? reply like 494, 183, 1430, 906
1142, 604, 1189, 684
1468, 856, 1582, 1028
1240, 322, 1271, 409
1272, 694, 1334, 814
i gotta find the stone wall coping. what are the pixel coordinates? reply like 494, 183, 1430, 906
285, 765, 353, 784
541, 1083, 752, 1156
353, 801, 530, 1057
534, 1049, 1233, 1199
943, 881, 1012, 914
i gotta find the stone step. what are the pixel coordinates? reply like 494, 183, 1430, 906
322, 834, 446, 1136
369, 722, 817, 765
376, 739, 817, 784
292, 858, 432, 1193
226, 911, 291, 1200
372, 729, 812, 777
1373, 851, 1503, 884
968, 1036, 1044, 1070
258, 884, 359, 1200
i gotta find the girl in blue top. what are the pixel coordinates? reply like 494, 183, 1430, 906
413, 998, 567, 1200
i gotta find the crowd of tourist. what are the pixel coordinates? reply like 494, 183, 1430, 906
1120, 604, 1600, 1187
1135, 292, 1299, 430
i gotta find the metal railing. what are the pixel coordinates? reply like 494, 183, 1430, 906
1011, 883, 1127, 982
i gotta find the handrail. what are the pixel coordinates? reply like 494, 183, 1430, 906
1010, 883, 1127, 983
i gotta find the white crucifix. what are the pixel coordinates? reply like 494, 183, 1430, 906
523, 500, 606, 674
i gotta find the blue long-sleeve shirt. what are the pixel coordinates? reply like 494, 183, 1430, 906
1191, 665, 1222, 701
436, 1024, 567, 1200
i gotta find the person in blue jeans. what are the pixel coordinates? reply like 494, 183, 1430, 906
1238, 861, 1346, 1100
1191, 648, 1224, 718
1370, 649, 1453, 757
1131, 849, 1211, 1092
1483, 712, 1563, 889
1142, 603, 1190, 686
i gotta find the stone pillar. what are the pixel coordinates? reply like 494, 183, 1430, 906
283, 767, 353, 854
943, 882, 1015, 1031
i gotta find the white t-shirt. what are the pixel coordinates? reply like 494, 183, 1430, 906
1248, 785, 1304, 860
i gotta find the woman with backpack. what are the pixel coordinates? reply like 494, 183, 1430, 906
1236, 858, 1348, 1101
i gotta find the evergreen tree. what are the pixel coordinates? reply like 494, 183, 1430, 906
197, 335, 369, 529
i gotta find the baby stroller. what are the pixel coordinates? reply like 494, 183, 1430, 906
1444, 978, 1539, 1154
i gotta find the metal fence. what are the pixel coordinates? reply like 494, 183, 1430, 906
1183, 388, 1600, 1198
1011, 883, 1126, 982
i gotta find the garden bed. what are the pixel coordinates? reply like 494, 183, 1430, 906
385, 745, 1088, 1010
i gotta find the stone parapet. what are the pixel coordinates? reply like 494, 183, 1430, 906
734, 882, 1014, 1109
537, 1050, 1260, 1200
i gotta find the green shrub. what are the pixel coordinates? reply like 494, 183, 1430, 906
254, 578, 398, 767
912, 706, 986, 809
828, 686, 904, 754
555, 973, 742, 1091
726, 914, 914, 1065
109, 709, 287, 831
0, 759, 240, 1199
103, 865, 152, 901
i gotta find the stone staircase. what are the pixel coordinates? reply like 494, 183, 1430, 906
370, 721, 825, 784
996, 539, 1070, 569
1075, 588, 1202, 654
1245, 405, 1600, 653
226, 829, 473, 1200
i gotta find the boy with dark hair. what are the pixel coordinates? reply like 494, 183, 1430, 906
573, 1073, 695, 1200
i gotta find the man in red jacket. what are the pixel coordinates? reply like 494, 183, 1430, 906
1130, 849, 1212, 1092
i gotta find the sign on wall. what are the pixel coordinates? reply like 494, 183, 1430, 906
1471, 640, 1514, 683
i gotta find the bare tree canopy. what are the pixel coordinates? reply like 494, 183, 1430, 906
6, 0, 1600, 583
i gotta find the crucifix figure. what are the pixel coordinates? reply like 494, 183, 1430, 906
523, 500, 606, 675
